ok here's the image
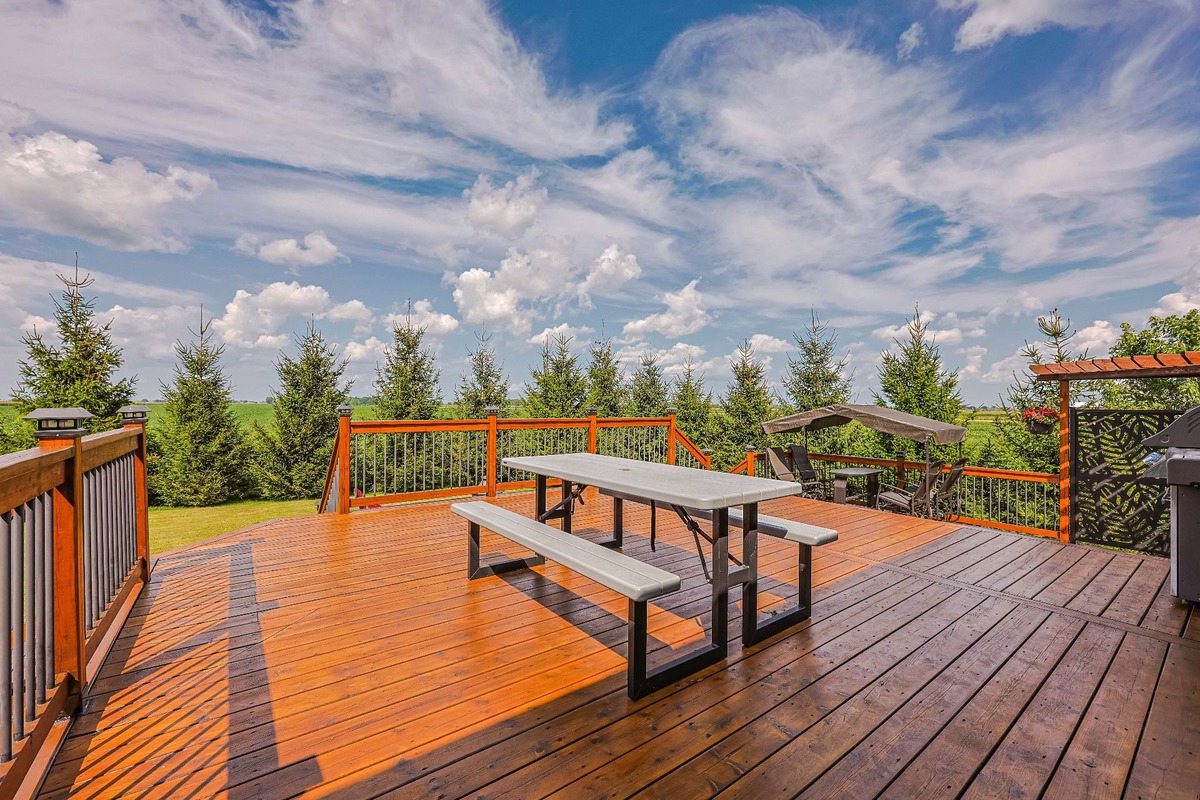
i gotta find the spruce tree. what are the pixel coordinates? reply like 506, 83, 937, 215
627, 352, 669, 417
374, 311, 442, 420
671, 360, 715, 452
252, 322, 353, 500
583, 337, 624, 416
874, 306, 964, 458
150, 315, 253, 506
783, 311, 851, 411
716, 341, 776, 469
455, 332, 509, 418
525, 333, 586, 417
1101, 310, 1200, 409
11, 267, 136, 443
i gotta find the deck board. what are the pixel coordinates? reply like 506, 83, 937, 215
38, 491, 1199, 799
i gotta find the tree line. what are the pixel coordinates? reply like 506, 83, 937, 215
5, 268, 1198, 506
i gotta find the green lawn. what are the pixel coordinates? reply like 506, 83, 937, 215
149, 498, 317, 554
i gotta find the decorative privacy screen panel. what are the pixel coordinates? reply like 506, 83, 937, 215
1070, 409, 1180, 556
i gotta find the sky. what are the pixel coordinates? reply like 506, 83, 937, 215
0, 0, 1198, 407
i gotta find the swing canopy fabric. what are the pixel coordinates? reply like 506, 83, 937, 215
762, 404, 968, 446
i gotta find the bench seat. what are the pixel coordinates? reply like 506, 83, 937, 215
452, 501, 679, 602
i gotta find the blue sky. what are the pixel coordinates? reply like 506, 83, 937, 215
0, 0, 1198, 406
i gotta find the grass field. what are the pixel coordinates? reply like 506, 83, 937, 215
149, 498, 317, 554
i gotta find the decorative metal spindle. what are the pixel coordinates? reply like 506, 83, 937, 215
34, 495, 45, 704
23, 504, 34, 723
41, 497, 52, 695
11, 506, 25, 742
1, 511, 12, 762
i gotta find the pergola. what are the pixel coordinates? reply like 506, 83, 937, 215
1030, 351, 1200, 540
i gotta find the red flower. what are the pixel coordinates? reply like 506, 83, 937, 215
1022, 407, 1056, 423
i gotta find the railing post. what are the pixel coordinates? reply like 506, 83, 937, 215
120, 406, 151, 582
587, 408, 598, 454
702, 448, 713, 470
666, 408, 677, 465
896, 451, 907, 490
337, 405, 353, 515
746, 447, 756, 477
485, 406, 499, 498
1058, 381, 1071, 542
27, 409, 91, 703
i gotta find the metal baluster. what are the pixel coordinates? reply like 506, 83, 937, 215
1, 511, 11, 762
83, 470, 93, 630
34, 495, 46, 704
22, 503, 34, 724
11, 505, 25, 742
41, 496, 52, 695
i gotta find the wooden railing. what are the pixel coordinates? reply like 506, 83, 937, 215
736, 449, 1060, 538
0, 417, 149, 798
320, 409, 711, 513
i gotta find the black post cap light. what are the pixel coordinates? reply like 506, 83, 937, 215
24, 407, 94, 438
118, 405, 150, 424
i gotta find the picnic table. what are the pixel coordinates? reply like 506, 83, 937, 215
500, 453, 810, 648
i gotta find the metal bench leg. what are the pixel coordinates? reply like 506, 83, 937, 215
650, 501, 656, 551
467, 521, 544, 579
741, 505, 813, 647
612, 497, 624, 548
626, 598, 724, 700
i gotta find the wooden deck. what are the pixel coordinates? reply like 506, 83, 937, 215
38, 491, 1199, 799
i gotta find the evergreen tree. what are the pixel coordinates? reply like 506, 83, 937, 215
374, 310, 442, 420
783, 311, 851, 411
455, 332, 509, 418
627, 352, 669, 417
583, 337, 625, 416
874, 306, 963, 457
984, 309, 1093, 473
11, 267, 136, 445
525, 333, 586, 417
716, 341, 776, 469
251, 322, 353, 500
671, 359, 715, 452
150, 315, 253, 506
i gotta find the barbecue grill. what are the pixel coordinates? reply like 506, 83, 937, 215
1142, 407, 1200, 603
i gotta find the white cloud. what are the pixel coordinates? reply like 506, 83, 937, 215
981, 347, 1033, 385
106, 304, 196, 360
1074, 320, 1120, 355
897, 22, 925, 59
0, 0, 628, 179
449, 247, 574, 335
385, 299, 460, 336
0, 126, 214, 252
938, 0, 1145, 51
465, 171, 547, 240
213, 281, 374, 349
344, 336, 388, 363
528, 323, 594, 347
622, 280, 711, 339
615, 342, 710, 377
960, 345, 988, 377
235, 231, 345, 269
579, 244, 642, 306
747, 334, 792, 354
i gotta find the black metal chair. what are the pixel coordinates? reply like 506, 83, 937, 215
785, 444, 824, 498
933, 458, 968, 520
877, 461, 945, 517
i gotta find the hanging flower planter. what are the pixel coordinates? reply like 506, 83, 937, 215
1023, 407, 1057, 434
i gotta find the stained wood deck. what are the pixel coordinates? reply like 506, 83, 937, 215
38, 491, 1199, 799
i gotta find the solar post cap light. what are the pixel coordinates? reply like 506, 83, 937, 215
117, 405, 150, 424
23, 407, 94, 438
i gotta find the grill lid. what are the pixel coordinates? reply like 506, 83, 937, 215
1140, 405, 1200, 449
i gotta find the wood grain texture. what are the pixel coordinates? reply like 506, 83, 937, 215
35, 495, 1199, 800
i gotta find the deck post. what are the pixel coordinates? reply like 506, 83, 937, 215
587, 408, 598, 454
120, 407, 151, 581
745, 447, 755, 476
666, 407, 677, 465
485, 406, 499, 497
30, 412, 89, 702
1058, 381, 1071, 542
337, 405, 352, 514
702, 448, 713, 470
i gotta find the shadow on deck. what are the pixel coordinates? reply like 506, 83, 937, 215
38, 492, 1200, 799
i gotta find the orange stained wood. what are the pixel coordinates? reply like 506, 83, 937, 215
38, 494, 1200, 799
1031, 351, 1200, 381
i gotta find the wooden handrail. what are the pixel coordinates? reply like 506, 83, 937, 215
673, 430, 711, 469
0, 421, 150, 798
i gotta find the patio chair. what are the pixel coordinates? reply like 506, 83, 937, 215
877, 460, 945, 517
786, 444, 824, 498
932, 458, 967, 520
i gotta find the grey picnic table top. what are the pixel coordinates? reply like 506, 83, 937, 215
501, 452, 804, 510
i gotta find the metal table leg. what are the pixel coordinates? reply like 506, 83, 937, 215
741, 501, 813, 646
